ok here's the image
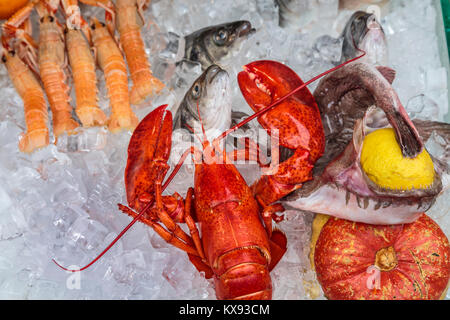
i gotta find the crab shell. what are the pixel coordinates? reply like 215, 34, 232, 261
310, 213, 450, 300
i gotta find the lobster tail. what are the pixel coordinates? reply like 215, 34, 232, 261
214, 247, 272, 300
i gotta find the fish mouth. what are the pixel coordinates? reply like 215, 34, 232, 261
205, 64, 229, 84
235, 21, 256, 38
366, 14, 382, 30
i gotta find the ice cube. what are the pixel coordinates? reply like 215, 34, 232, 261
66, 216, 109, 251
56, 127, 108, 153
314, 35, 343, 62
406, 94, 440, 121
425, 67, 447, 92
318, 0, 339, 19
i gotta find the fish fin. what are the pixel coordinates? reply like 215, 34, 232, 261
376, 66, 396, 84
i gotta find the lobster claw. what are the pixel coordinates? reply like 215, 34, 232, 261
237, 61, 325, 204
238, 60, 317, 110
125, 104, 173, 211
237, 60, 324, 162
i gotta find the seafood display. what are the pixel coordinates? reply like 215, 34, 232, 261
0, 0, 449, 301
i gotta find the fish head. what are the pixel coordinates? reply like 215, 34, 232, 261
289, 62, 442, 225
342, 11, 388, 65
319, 108, 441, 223
201, 20, 255, 64
180, 64, 232, 138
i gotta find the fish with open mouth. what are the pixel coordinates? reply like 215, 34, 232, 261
284, 62, 444, 225
163, 21, 256, 70
339, 10, 388, 65
173, 64, 232, 137
183, 20, 255, 69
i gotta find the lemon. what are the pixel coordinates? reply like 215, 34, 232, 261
360, 128, 434, 190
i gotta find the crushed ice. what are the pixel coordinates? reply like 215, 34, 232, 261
0, 0, 448, 299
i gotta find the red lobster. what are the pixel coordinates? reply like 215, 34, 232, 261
54, 54, 365, 299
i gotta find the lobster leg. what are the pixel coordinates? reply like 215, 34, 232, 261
119, 202, 199, 256
123, 105, 210, 262
185, 187, 214, 278
184, 188, 206, 260
258, 200, 285, 239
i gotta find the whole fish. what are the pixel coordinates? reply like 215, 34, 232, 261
284, 62, 443, 225
340, 10, 388, 65
181, 21, 255, 70
173, 64, 232, 137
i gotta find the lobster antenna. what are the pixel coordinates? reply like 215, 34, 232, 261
52, 144, 196, 272
196, 99, 208, 144
216, 45, 367, 142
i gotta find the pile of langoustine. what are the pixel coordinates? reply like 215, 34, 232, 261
1, 0, 164, 153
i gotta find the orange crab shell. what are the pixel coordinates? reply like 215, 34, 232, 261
312, 213, 450, 300
0, 0, 28, 20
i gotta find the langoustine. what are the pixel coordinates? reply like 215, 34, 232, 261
62, 0, 107, 127
90, 17, 138, 132
115, 0, 164, 105
36, 2, 79, 137
1, 48, 50, 153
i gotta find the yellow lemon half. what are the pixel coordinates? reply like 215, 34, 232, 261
360, 128, 434, 190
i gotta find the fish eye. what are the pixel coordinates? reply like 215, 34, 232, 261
101, 22, 105, 27
90, 23, 96, 30
1, 55, 6, 63
191, 82, 201, 99
213, 29, 228, 46
49, 16, 54, 23
40, 17, 44, 23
